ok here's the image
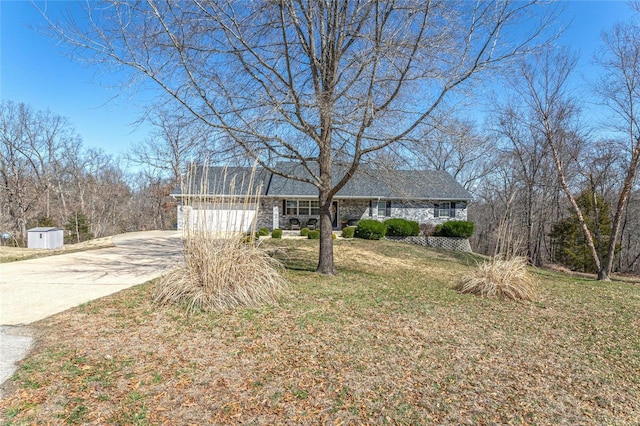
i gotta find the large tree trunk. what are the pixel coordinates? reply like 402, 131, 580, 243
316, 123, 336, 275
316, 194, 336, 275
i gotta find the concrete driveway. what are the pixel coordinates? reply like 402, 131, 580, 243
0, 230, 183, 394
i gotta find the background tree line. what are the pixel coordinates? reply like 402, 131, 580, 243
0, 101, 194, 245
5, 1, 640, 279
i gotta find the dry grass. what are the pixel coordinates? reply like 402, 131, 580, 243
154, 233, 287, 312
0, 237, 115, 263
156, 164, 287, 312
455, 257, 537, 301
2, 239, 640, 425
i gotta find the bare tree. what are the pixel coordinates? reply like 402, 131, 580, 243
45, 0, 558, 273
398, 116, 495, 192
126, 108, 215, 183
593, 15, 640, 280
491, 103, 563, 266
0, 101, 82, 242
497, 46, 615, 275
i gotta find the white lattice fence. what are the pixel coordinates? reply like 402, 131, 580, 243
385, 236, 472, 252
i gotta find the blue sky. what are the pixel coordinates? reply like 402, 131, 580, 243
0, 1, 636, 158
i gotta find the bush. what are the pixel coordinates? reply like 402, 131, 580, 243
354, 219, 387, 240
300, 227, 310, 237
271, 228, 283, 239
434, 221, 474, 238
154, 231, 287, 312
258, 227, 270, 236
341, 226, 356, 238
454, 257, 536, 301
307, 230, 320, 239
241, 231, 260, 243
384, 218, 420, 237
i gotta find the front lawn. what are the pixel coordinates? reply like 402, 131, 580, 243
2, 238, 639, 424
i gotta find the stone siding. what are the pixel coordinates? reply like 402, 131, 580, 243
385, 236, 472, 252
340, 200, 468, 226
247, 198, 469, 230
256, 199, 274, 230
338, 199, 371, 223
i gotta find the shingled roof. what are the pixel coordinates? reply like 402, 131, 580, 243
173, 166, 270, 197
174, 163, 471, 201
267, 163, 471, 200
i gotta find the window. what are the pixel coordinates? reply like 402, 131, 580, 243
284, 199, 320, 215
286, 200, 298, 215
377, 201, 391, 217
434, 202, 456, 218
310, 200, 320, 215
298, 200, 310, 215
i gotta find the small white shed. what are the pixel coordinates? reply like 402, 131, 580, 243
27, 227, 64, 250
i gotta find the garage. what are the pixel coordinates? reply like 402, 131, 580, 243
178, 204, 258, 234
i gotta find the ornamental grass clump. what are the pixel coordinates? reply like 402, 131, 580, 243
154, 163, 287, 312
155, 233, 286, 312
454, 257, 536, 301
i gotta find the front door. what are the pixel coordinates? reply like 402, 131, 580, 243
331, 201, 338, 228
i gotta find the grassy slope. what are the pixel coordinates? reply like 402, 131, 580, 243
1, 238, 639, 425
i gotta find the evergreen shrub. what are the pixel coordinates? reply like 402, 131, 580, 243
434, 221, 474, 238
271, 228, 283, 239
259, 227, 270, 236
307, 230, 320, 239
300, 227, 310, 237
355, 219, 387, 240
341, 226, 356, 239
384, 218, 420, 237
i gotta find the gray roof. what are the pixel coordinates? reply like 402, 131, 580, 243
27, 227, 63, 232
174, 163, 471, 201
173, 166, 271, 197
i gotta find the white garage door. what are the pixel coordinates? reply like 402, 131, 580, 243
180, 205, 257, 234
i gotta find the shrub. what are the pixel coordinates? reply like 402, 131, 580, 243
341, 226, 356, 238
154, 231, 287, 312
434, 220, 474, 238
332, 232, 337, 240
454, 257, 536, 301
241, 231, 260, 243
271, 228, 283, 239
300, 227, 310, 237
354, 219, 387, 240
307, 230, 320, 239
384, 218, 420, 237
258, 227, 270, 236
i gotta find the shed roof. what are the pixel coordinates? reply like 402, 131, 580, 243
27, 227, 63, 232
